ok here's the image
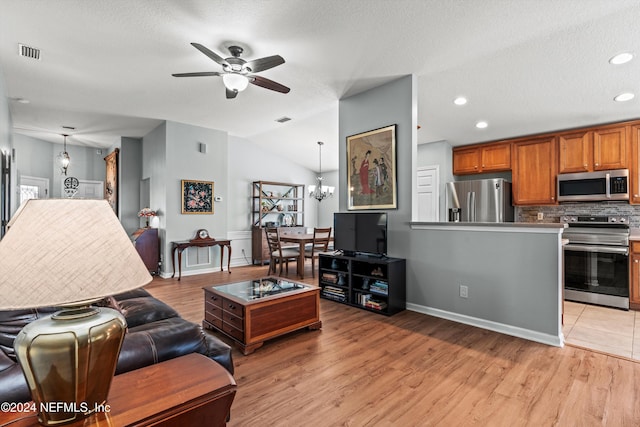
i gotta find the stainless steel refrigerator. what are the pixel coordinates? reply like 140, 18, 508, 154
445, 178, 514, 222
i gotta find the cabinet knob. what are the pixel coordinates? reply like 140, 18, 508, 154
636, 260, 639, 264
210, 296, 217, 301
595, 163, 599, 166
584, 164, 587, 167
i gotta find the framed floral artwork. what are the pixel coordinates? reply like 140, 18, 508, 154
346, 124, 397, 210
181, 180, 214, 214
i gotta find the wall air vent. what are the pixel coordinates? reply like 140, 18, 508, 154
18, 44, 41, 60
275, 116, 292, 123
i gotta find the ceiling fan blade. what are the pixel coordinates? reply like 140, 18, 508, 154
249, 75, 290, 94
172, 72, 222, 77
226, 88, 238, 99
190, 43, 229, 66
245, 55, 285, 73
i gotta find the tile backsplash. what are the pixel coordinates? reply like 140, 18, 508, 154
517, 203, 640, 228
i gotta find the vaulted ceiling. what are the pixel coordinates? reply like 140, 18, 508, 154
1, 0, 639, 172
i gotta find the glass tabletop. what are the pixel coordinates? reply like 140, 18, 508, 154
210, 277, 310, 301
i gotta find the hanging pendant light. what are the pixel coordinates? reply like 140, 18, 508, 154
308, 141, 334, 202
59, 134, 71, 176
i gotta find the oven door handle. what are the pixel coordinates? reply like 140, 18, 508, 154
564, 244, 628, 255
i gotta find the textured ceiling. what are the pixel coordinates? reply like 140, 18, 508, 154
1, 0, 639, 172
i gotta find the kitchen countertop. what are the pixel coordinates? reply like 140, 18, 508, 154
410, 221, 567, 230
630, 229, 640, 241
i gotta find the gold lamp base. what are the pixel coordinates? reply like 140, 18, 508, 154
14, 306, 126, 426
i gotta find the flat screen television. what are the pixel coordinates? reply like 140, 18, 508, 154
334, 212, 387, 256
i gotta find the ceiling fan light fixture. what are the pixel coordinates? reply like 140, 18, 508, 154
222, 73, 249, 92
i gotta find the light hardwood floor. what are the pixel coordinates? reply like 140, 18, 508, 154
146, 264, 640, 426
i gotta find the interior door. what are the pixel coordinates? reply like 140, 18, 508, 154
19, 175, 49, 204
416, 165, 439, 221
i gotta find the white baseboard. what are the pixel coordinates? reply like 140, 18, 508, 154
406, 303, 564, 348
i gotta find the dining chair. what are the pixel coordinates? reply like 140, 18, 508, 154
265, 227, 300, 276
304, 227, 332, 278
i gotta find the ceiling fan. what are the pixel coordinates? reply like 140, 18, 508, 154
172, 43, 290, 99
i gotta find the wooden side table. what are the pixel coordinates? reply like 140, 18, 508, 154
171, 239, 232, 280
0, 353, 236, 427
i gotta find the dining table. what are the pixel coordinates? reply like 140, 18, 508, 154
278, 233, 314, 279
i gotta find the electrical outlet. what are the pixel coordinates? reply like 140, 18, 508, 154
459, 285, 468, 298
537, 212, 544, 220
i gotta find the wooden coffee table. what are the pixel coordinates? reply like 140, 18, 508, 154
203, 277, 322, 355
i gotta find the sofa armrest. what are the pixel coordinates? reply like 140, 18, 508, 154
0, 350, 31, 403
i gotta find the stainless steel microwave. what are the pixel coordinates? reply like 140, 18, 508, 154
557, 169, 629, 202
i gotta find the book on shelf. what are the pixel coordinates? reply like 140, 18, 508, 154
364, 298, 387, 311
321, 286, 347, 302
355, 292, 372, 305
321, 272, 338, 284
369, 280, 388, 295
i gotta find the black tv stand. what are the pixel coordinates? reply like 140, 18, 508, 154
318, 253, 406, 316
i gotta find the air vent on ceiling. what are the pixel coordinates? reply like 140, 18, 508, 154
275, 116, 292, 123
18, 44, 41, 60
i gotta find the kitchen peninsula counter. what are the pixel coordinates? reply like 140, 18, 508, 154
406, 221, 565, 347
410, 221, 567, 230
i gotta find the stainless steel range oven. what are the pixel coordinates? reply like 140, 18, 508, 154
562, 215, 630, 310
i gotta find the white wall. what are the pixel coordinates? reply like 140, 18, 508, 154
417, 141, 453, 221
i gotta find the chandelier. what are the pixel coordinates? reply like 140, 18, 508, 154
58, 134, 71, 175
308, 141, 334, 202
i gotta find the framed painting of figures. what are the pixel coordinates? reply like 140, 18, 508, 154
346, 124, 397, 210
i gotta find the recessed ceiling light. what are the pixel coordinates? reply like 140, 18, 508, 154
614, 92, 635, 102
453, 96, 467, 106
475, 121, 488, 129
609, 52, 633, 65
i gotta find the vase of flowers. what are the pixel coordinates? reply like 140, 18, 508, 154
137, 208, 157, 228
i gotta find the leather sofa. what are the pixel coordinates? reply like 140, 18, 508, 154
0, 288, 233, 403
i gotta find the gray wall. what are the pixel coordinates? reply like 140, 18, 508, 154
339, 74, 561, 343
13, 134, 53, 184
143, 121, 229, 276
338, 75, 416, 257
408, 226, 562, 343
120, 137, 142, 234
227, 135, 318, 233
13, 134, 106, 199
0, 65, 14, 219
315, 169, 338, 229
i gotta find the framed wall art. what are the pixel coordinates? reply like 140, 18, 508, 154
181, 179, 214, 214
104, 148, 119, 215
346, 124, 397, 210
